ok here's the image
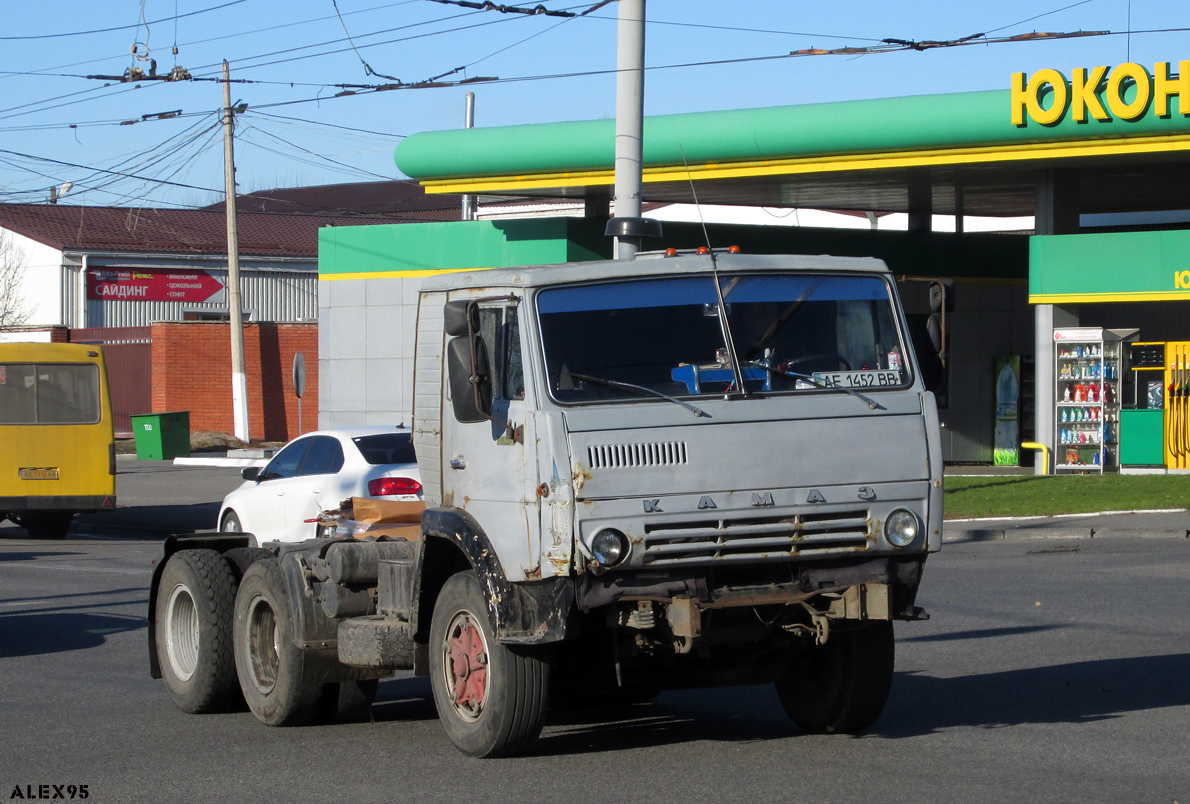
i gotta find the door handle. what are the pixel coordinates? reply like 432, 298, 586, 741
450, 457, 466, 470
311, 488, 322, 494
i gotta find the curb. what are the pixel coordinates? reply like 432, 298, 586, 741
943, 526, 1190, 543
173, 456, 268, 468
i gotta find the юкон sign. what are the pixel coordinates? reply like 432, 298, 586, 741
1012, 60, 1188, 126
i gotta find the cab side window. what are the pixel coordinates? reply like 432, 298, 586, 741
260, 438, 311, 480
299, 436, 345, 476
479, 305, 524, 401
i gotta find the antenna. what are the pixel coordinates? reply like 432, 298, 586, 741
679, 143, 714, 255
679, 143, 747, 396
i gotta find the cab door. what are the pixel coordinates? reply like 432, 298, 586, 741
442, 301, 541, 581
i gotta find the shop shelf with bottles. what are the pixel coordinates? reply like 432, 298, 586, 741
1053, 328, 1128, 473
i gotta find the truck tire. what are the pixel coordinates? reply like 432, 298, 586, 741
776, 620, 895, 734
233, 557, 322, 726
429, 571, 551, 758
155, 549, 241, 714
223, 547, 273, 581
319, 679, 379, 722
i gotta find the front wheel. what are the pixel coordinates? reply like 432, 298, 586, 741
220, 509, 242, 533
233, 558, 322, 726
775, 620, 895, 734
155, 549, 241, 713
429, 571, 550, 757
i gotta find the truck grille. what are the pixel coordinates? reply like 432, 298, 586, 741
640, 509, 871, 566
587, 441, 688, 469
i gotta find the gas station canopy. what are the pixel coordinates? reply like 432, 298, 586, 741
395, 76, 1190, 218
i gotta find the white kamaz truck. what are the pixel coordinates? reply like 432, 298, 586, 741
148, 251, 942, 757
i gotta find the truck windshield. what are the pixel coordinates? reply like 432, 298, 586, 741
537, 273, 909, 403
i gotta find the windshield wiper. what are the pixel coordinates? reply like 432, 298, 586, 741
569, 372, 709, 418
743, 361, 882, 410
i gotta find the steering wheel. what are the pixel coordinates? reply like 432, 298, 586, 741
781, 354, 852, 372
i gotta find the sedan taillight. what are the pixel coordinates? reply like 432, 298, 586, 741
369, 476, 422, 496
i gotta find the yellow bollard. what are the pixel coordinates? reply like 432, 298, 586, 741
1021, 441, 1050, 475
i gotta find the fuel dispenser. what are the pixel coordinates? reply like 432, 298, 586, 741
1120, 343, 1166, 467
1163, 342, 1190, 469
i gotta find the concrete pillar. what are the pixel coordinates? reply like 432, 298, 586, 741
1032, 170, 1081, 472
907, 174, 932, 232
1035, 170, 1080, 236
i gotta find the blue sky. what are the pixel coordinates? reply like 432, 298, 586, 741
0, 0, 1185, 209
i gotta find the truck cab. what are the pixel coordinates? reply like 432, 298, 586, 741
148, 251, 941, 758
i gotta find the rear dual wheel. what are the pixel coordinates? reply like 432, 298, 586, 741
233, 558, 322, 726
155, 549, 240, 713
232, 558, 378, 726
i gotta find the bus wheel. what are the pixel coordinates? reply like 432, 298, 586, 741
429, 571, 550, 757
233, 558, 321, 726
155, 549, 240, 713
18, 512, 74, 539
775, 620, 895, 735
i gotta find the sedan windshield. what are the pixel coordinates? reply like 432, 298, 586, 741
538, 273, 908, 402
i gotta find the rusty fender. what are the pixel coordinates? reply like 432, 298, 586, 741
147, 533, 251, 679
421, 507, 573, 645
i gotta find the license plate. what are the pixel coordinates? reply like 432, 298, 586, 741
813, 370, 902, 389
19, 468, 59, 480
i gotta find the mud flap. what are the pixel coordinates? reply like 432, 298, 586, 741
422, 507, 573, 644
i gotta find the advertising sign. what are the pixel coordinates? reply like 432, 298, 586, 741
87, 268, 227, 304
994, 355, 1021, 466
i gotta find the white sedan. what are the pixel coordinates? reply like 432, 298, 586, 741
218, 426, 422, 543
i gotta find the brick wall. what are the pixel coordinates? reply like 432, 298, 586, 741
151, 322, 318, 442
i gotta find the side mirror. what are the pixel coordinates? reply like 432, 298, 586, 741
447, 335, 492, 423
242, 466, 261, 481
444, 299, 478, 338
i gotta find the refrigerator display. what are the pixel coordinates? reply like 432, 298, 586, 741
1053, 328, 1132, 473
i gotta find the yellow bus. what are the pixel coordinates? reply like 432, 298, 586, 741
0, 342, 116, 538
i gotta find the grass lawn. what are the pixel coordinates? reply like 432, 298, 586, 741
944, 473, 1190, 519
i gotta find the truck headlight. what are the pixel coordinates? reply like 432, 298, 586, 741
590, 528, 628, 567
884, 510, 919, 548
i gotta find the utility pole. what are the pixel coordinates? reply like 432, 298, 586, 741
461, 92, 476, 221
223, 60, 250, 443
606, 0, 659, 259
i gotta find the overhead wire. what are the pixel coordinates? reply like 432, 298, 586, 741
0, 0, 421, 81
245, 110, 403, 139
237, 125, 393, 180
0, 0, 252, 41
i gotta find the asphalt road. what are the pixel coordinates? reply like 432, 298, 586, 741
2, 529, 1188, 803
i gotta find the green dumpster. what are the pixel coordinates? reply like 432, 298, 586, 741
130, 411, 191, 461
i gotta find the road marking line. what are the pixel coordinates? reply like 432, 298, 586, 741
3, 564, 151, 576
